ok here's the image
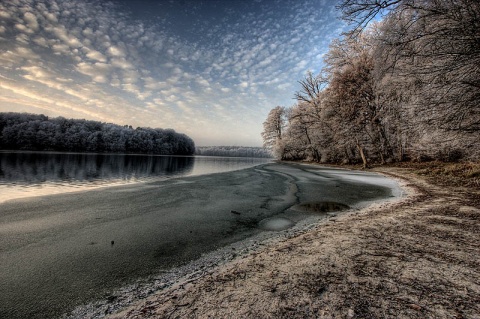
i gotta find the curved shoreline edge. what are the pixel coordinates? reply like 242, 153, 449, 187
65, 163, 410, 319
103, 165, 480, 319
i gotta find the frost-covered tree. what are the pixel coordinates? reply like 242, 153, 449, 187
261, 106, 288, 159
262, 0, 479, 164
324, 32, 395, 167
289, 72, 331, 162
341, 0, 480, 160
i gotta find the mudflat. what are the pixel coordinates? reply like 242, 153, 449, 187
104, 165, 480, 319
0, 162, 399, 319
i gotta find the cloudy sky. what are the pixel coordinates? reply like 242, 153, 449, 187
0, 0, 345, 146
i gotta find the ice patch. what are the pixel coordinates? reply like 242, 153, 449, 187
258, 217, 295, 231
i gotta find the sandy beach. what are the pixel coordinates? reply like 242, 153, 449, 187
99, 165, 480, 319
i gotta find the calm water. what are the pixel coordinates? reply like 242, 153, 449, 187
0, 151, 270, 203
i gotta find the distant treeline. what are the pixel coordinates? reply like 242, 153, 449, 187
0, 112, 195, 155
195, 146, 272, 158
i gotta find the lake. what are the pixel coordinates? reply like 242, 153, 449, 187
0, 152, 400, 319
0, 151, 271, 203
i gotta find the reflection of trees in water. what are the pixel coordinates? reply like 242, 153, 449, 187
0, 152, 194, 184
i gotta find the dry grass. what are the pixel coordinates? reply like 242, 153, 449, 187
386, 161, 480, 188
329, 161, 480, 188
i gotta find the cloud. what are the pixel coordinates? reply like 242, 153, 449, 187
0, 10, 11, 20
43, 11, 58, 23
76, 62, 110, 83
293, 59, 309, 72
47, 25, 82, 48
52, 43, 71, 55
0, 82, 56, 105
195, 76, 210, 87
10, 47, 40, 61
111, 57, 133, 70
144, 77, 168, 90
15, 33, 29, 44
23, 12, 39, 31
21, 65, 50, 80
15, 23, 31, 34
176, 100, 195, 115
0, 0, 346, 146
33, 36, 48, 47
122, 83, 142, 95
121, 69, 139, 83
85, 49, 107, 62
107, 46, 125, 57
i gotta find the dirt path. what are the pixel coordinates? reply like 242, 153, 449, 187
107, 166, 480, 319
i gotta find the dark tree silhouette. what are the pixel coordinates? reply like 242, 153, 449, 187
195, 146, 272, 158
0, 112, 195, 155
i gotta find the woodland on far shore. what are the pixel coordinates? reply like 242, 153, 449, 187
0, 112, 196, 155
262, 0, 479, 167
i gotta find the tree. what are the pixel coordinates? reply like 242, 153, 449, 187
338, 0, 402, 35
261, 106, 287, 159
195, 146, 272, 158
341, 0, 480, 160
323, 33, 389, 167
262, 0, 479, 164
291, 72, 332, 162
0, 112, 196, 155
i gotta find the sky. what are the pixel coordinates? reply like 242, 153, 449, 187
0, 0, 346, 147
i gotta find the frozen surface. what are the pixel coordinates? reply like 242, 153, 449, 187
0, 162, 402, 319
258, 217, 295, 231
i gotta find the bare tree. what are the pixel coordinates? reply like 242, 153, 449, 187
338, 0, 404, 35
371, 0, 480, 159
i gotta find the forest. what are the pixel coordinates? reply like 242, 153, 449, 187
262, 0, 479, 167
195, 146, 272, 158
0, 112, 195, 155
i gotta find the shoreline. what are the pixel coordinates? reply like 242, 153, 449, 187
2, 162, 399, 319
65, 163, 407, 319
97, 165, 478, 319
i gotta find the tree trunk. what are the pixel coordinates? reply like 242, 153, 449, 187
355, 138, 368, 169
303, 127, 320, 162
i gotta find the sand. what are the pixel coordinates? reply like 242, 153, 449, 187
104, 165, 480, 319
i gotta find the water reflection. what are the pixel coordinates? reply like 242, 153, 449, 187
0, 152, 269, 203
0, 152, 194, 184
